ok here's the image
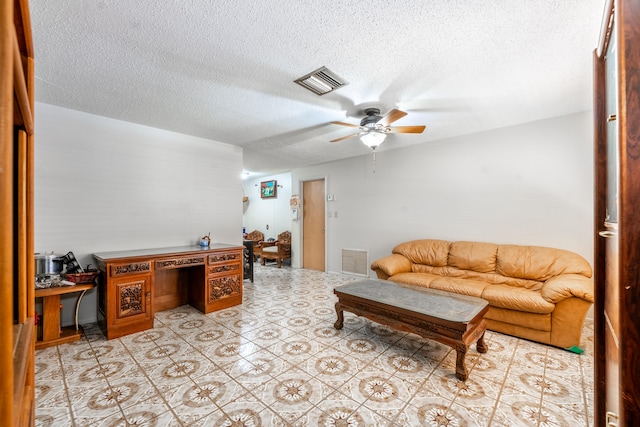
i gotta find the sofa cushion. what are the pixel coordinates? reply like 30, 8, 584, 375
448, 241, 498, 274
444, 267, 544, 290
496, 245, 593, 281
411, 264, 449, 276
429, 277, 488, 298
481, 284, 555, 314
392, 239, 450, 267
388, 272, 440, 288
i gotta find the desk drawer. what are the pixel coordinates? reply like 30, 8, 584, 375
156, 255, 206, 270
208, 251, 242, 264
110, 261, 152, 277
208, 262, 242, 276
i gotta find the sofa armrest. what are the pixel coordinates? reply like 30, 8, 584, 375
371, 254, 412, 280
541, 274, 594, 304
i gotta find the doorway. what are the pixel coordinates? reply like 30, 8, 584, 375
302, 179, 325, 271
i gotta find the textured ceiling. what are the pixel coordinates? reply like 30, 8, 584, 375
31, 1, 604, 176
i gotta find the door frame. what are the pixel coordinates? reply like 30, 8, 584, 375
295, 175, 328, 271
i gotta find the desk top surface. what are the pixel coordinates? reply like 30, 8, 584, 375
334, 279, 488, 323
93, 244, 243, 261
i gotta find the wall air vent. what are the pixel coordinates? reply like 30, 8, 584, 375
341, 248, 369, 277
294, 66, 349, 96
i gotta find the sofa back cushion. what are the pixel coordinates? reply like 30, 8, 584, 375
393, 239, 450, 267
496, 245, 593, 281
448, 241, 498, 273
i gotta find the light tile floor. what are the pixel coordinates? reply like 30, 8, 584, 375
35, 264, 594, 426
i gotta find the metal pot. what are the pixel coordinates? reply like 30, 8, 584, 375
34, 253, 64, 276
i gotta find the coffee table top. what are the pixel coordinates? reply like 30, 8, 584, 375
334, 279, 488, 323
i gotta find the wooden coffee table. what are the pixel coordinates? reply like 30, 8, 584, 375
333, 279, 488, 381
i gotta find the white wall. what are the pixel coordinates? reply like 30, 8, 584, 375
40, 106, 592, 326
35, 103, 244, 326
292, 112, 594, 273
242, 172, 293, 240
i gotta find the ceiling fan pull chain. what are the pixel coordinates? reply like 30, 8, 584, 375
372, 149, 376, 173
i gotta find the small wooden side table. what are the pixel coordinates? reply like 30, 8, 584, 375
35, 283, 94, 350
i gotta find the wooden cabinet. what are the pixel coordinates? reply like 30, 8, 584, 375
94, 245, 243, 339
1, 0, 36, 425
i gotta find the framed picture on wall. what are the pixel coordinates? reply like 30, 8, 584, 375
260, 180, 277, 198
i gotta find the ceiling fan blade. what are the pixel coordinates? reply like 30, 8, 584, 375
330, 121, 360, 128
377, 109, 408, 126
330, 132, 361, 143
387, 125, 426, 134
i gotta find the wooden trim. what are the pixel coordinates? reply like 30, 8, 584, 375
17, 130, 27, 323
0, 0, 16, 423
597, 0, 615, 58
12, 34, 33, 135
26, 52, 35, 342
617, 1, 640, 424
2, 0, 35, 424
592, 47, 608, 427
12, 322, 34, 425
13, 0, 33, 59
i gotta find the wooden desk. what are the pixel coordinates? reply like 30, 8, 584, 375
93, 244, 243, 339
35, 283, 95, 350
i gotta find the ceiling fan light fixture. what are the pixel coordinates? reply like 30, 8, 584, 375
329, 107, 424, 147
360, 130, 387, 148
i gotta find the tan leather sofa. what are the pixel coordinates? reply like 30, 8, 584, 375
371, 239, 594, 350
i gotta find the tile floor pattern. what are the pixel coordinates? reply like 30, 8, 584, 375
35, 265, 594, 426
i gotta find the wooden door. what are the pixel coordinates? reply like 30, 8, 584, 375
595, 6, 621, 422
302, 179, 325, 271
594, 1, 640, 425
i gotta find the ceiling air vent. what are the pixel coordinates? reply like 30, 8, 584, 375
294, 66, 349, 96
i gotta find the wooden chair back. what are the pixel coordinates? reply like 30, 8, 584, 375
245, 230, 264, 242
261, 231, 291, 267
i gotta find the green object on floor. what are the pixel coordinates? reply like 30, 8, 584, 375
567, 345, 584, 354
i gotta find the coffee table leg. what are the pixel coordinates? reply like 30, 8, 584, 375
334, 302, 344, 330
455, 346, 468, 381
476, 331, 488, 354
